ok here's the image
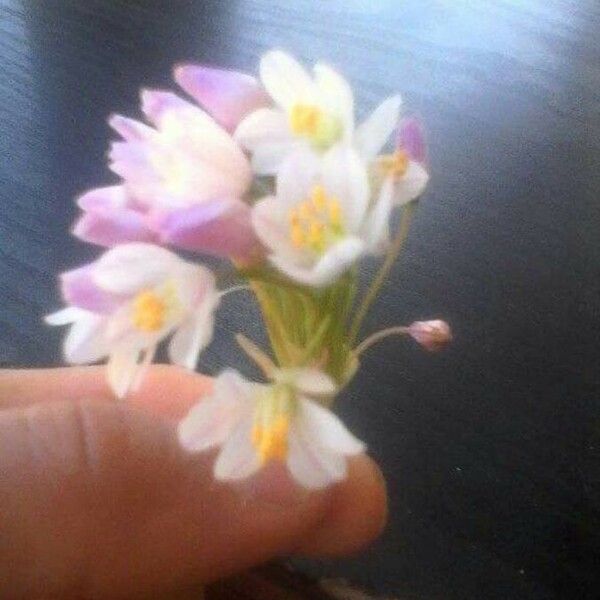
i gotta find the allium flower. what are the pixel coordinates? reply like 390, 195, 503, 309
45, 244, 220, 398
178, 368, 365, 489
73, 90, 259, 259
235, 50, 402, 175
370, 117, 429, 206
252, 145, 391, 286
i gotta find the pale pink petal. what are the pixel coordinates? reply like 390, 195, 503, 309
298, 397, 365, 456
60, 265, 123, 313
174, 64, 269, 132
234, 108, 292, 151
139, 89, 191, 126
108, 114, 155, 142
214, 414, 261, 481
396, 116, 427, 164
355, 95, 402, 160
394, 161, 429, 205
92, 243, 180, 295
76, 186, 130, 212
168, 292, 219, 370
63, 313, 110, 365
287, 426, 345, 489
153, 198, 259, 259
72, 208, 157, 247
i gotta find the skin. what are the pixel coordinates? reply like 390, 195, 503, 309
0, 366, 387, 599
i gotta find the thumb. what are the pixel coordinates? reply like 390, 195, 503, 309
0, 367, 386, 599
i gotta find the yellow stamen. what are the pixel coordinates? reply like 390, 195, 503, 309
287, 185, 345, 253
379, 149, 409, 178
289, 104, 323, 137
254, 414, 290, 463
132, 290, 167, 332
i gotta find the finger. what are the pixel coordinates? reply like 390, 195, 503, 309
0, 366, 211, 417
0, 394, 386, 599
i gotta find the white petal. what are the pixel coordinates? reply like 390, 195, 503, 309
314, 63, 354, 137
362, 177, 395, 253
93, 243, 181, 295
106, 344, 143, 399
354, 95, 402, 160
251, 142, 296, 175
299, 397, 365, 456
322, 145, 369, 232
63, 313, 110, 364
252, 196, 308, 265
234, 108, 291, 150
131, 345, 156, 392
178, 393, 245, 453
276, 148, 320, 207
287, 426, 346, 489
45, 306, 88, 326
214, 413, 261, 481
168, 292, 219, 370
394, 161, 429, 205
270, 237, 365, 287
276, 367, 337, 397
259, 50, 316, 109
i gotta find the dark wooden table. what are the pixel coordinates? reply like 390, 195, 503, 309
1, 1, 599, 598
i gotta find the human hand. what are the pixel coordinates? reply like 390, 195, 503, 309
0, 366, 387, 599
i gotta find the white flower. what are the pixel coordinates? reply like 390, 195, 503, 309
45, 243, 220, 398
178, 368, 365, 489
235, 50, 402, 175
251, 144, 392, 286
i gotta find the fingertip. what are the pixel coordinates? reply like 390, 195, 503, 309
294, 454, 388, 557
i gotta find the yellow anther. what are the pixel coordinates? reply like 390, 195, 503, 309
291, 223, 307, 248
328, 198, 342, 228
311, 185, 327, 210
298, 201, 314, 220
254, 415, 290, 463
379, 149, 409, 178
132, 290, 167, 332
289, 104, 323, 137
308, 221, 325, 250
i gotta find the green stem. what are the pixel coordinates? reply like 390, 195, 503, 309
349, 201, 416, 343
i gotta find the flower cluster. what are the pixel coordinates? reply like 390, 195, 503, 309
47, 51, 450, 489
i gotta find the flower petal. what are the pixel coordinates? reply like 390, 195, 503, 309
276, 367, 337, 397
108, 114, 155, 142
314, 63, 354, 137
287, 425, 346, 489
214, 413, 261, 481
354, 95, 402, 160
174, 64, 269, 132
139, 89, 191, 126
76, 186, 130, 212
168, 291, 219, 370
106, 343, 143, 399
299, 397, 365, 456
276, 148, 320, 208
259, 50, 316, 109
362, 177, 394, 253
322, 145, 369, 232
44, 306, 88, 326
178, 370, 247, 452
234, 108, 292, 151
270, 237, 365, 287
394, 161, 429, 205
154, 198, 259, 259
72, 208, 157, 247
92, 243, 181, 295
63, 313, 110, 364
61, 265, 123, 313
396, 116, 427, 164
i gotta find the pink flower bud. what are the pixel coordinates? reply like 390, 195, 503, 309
408, 320, 452, 352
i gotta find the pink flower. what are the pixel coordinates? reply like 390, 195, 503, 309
73, 90, 260, 260
46, 244, 220, 398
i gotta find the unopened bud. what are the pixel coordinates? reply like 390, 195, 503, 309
408, 320, 452, 352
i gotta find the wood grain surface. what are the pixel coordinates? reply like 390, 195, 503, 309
1, 1, 599, 598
